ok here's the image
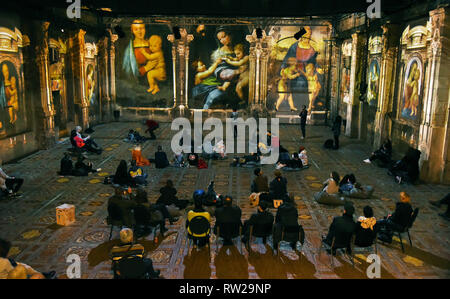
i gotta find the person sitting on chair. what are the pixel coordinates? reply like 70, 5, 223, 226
355, 205, 377, 247
0, 165, 24, 197
322, 201, 356, 255
214, 195, 242, 245
376, 192, 413, 243
269, 170, 288, 200
110, 228, 160, 279
186, 190, 211, 248
251, 168, 269, 193
273, 196, 303, 250
154, 146, 170, 169
242, 201, 274, 244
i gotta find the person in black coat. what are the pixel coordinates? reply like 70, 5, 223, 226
214, 196, 242, 245
389, 147, 421, 184
430, 193, 450, 221
113, 160, 132, 186
331, 115, 342, 150
269, 170, 288, 200
322, 201, 356, 254
251, 168, 269, 193
299, 105, 308, 139
58, 153, 73, 176
364, 139, 392, 166
377, 192, 413, 242
155, 146, 170, 169
241, 201, 274, 244
157, 180, 189, 209
273, 197, 303, 250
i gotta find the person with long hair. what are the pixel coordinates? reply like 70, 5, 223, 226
113, 160, 132, 186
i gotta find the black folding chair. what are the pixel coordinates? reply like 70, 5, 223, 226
392, 208, 419, 252
133, 205, 160, 240
320, 235, 354, 267
275, 224, 305, 255
113, 256, 149, 279
186, 216, 211, 254
247, 223, 273, 249
107, 202, 125, 240
215, 222, 243, 253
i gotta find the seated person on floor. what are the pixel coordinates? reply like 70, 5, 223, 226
364, 139, 392, 166
322, 201, 356, 255
132, 145, 150, 167
110, 228, 160, 279
0, 165, 24, 197
157, 180, 189, 210
113, 160, 132, 187
241, 201, 274, 244
269, 170, 288, 200
214, 195, 243, 245
314, 171, 345, 206
145, 119, 159, 140
388, 147, 421, 185
125, 129, 147, 143
251, 168, 269, 193
276, 152, 303, 170
277, 145, 291, 163
430, 193, 450, 221
298, 146, 309, 167
58, 153, 74, 176
339, 173, 356, 192
273, 196, 304, 250
154, 146, 170, 169
173, 153, 187, 168
355, 206, 377, 247
72, 156, 100, 176
0, 238, 46, 279
186, 190, 212, 248
72, 126, 102, 155
129, 160, 148, 186
376, 192, 414, 243
231, 153, 260, 167
187, 152, 207, 169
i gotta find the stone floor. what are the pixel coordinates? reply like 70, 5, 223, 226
0, 122, 449, 279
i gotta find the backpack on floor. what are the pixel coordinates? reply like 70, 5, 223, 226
324, 139, 334, 149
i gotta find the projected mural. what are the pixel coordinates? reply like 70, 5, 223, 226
367, 58, 379, 107
400, 57, 422, 122
189, 25, 250, 109
267, 25, 328, 113
116, 20, 172, 108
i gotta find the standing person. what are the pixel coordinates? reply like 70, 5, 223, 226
145, 119, 159, 140
331, 115, 342, 150
231, 108, 238, 137
0, 165, 24, 196
299, 105, 308, 139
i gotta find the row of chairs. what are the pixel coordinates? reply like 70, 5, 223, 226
185, 216, 304, 255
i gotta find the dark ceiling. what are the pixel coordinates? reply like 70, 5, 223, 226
5, 0, 437, 18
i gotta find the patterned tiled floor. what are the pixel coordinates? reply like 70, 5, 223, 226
1, 122, 449, 279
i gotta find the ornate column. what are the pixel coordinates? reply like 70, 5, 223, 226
246, 29, 272, 114
419, 7, 449, 183
35, 21, 56, 147
97, 36, 110, 121
329, 38, 341, 123
345, 32, 364, 138
168, 28, 193, 118
373, 23, 400, 149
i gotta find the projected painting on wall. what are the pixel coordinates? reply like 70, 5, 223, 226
267, 26, 329, 113
189, 25, 250, 109
400, 57, 422, 122
116, 20, 173, 108
367, 59, 379, 107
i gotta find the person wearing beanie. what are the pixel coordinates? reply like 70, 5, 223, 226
214, 195, 242, 245
322, 201, 356, 255
269, 170, 288, 200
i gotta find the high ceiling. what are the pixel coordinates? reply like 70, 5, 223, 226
6, 0, 435, 18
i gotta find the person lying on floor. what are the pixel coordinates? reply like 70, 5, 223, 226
0, 165, 24, 197
125, 129, 147, 143
363, 139, 392, 166
314, 171, 346, 206
339, 173, 356, 193
230, 153, 260, 167
276, 152, 304, 170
